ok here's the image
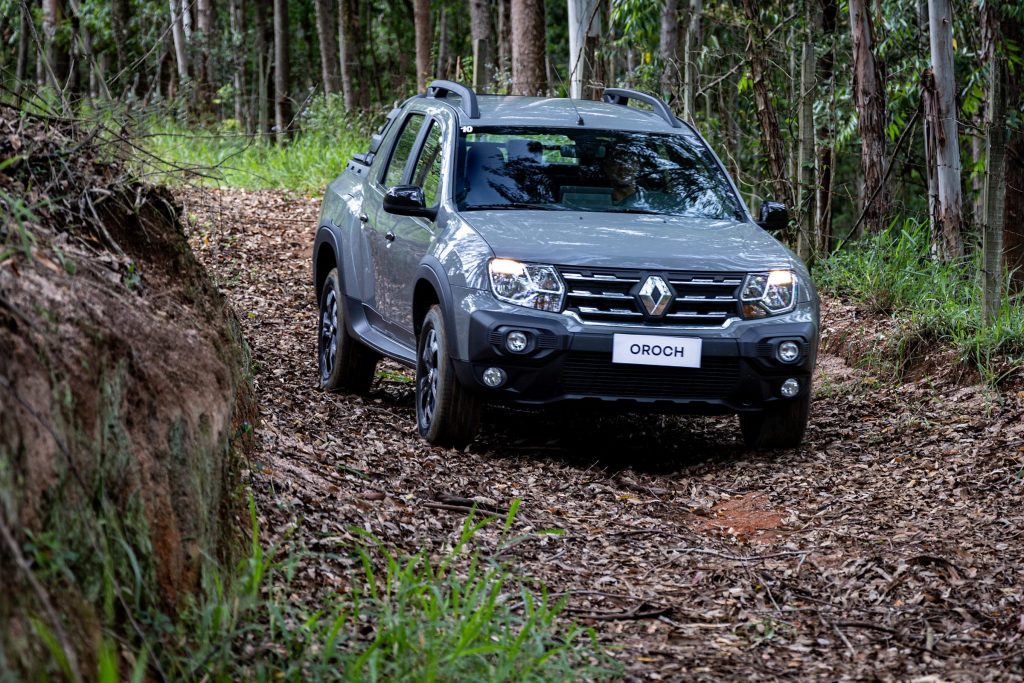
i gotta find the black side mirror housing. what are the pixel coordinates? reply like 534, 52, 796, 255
382, 185, 437, 220
757, 201, 788, 232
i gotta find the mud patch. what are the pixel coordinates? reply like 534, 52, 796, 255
692, 492, 788, 544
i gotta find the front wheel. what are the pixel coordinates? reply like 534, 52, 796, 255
739, 390, 811, 450
319, 268, 379, 393
416, 305, 481, 448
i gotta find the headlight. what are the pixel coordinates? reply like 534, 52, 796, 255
488, 258, 565, 312
741, 269, 797, 317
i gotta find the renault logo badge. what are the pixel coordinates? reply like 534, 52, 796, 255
638, 275, 673, 317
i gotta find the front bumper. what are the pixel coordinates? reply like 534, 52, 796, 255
451, 306, 818, 414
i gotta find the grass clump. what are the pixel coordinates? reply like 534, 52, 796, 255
158, 501, 617, 682
135, 95, 372, 192
815, 218, 1024, 383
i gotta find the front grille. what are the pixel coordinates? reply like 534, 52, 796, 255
558, 267, 743, 326
561, 353, 741, 399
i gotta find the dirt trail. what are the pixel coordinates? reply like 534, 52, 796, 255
182, 188, 1024, 681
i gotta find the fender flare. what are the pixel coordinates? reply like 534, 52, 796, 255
313, 223, 345, 302
414, 256, 460, 352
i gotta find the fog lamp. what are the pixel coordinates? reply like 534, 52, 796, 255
778, 341, 800, 363
506, 330, 529, 353
780, 378, 800, 398
482, 367, 507, 388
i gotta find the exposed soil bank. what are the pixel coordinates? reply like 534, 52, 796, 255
0, 110, 255, 677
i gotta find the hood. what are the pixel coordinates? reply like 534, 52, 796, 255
460, 209, 797, 272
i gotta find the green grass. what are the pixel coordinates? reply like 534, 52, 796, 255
133, 96, 371, 192
815, 218, 1024, 384
155, 500, 617, 682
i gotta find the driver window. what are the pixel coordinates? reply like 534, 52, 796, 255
382, 113, 424, 188
411, 122, 444, 207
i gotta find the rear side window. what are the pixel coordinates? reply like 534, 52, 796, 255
382, 113, 424, 188
411, 122, 444, 206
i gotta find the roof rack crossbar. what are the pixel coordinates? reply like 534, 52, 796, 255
426, 79, 480, 119
601, 88, 682, 128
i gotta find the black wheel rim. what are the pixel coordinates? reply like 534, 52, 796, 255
417, 326, 439, 431
319, 288, 338, 383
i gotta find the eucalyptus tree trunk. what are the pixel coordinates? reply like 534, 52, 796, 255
983, 57, 1007, 324
815, 0, 838, 252
169, 0, 190, 84
659, 0, 679, 100
229, 0, 247, 129
274, 0, 291, 143
412, 0, 431, 90
254, 0, 270, 136
196, 0, 214, 107
848, 0, 889, 236
568, 0, 600, 99
111, 0, 129, 76
925, 0, 964, 260
469, 0, 495, 90
338, 0, 355, 108
42, 0, 61, 89
682, 0, 701, 122
996, 13, 1024, 289
15, 2, 31, 96
437, 6, 450, 80
511, 0, 547, 95
497, 0, 512, 85
741, 0, 793, 212
796, 31, 815, 262
314, 0, 341, 95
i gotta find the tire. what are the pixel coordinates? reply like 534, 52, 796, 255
739, 390, 811, 450
318, 268, 379, 393
415, 305, 481, 448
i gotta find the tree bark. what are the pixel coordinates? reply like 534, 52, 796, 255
338, 0, 354, 108
437, 5, 450, 80
469, 0, 495, 90
510, 0, 547, 95
169, 0, 190, 84
925, 0, 963, 260
497, 0, 511, 85
741, 0, 793, 212
230, 0, 247, 130
254, 0, 271, 136
42, 0, 61, 90
815, 0, 838, 252
196, 0, 215, 109
682, 0, 701, 121
274, 0, 291, 144
982, 56, 1006, 324
413, 0, 432, 91
797, 33, 816, 262
111, 0, 130, 76
314, 0, 341, 95
15, 2, 31, 97
992, 10, 1024, 290
568, 0, 600, 99
659, 0, 679, 100
848, 0, 889, 236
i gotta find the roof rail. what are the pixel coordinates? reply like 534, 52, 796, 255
426, 79, 480, 119
602, 88, 682, 128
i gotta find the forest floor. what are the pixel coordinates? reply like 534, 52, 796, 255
181, 187, 1024, 681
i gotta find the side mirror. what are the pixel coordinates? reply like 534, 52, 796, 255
383, 185, 437, 220
757, 201, 788, 232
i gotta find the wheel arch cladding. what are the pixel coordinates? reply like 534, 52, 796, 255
314, 237, 338, 304
413, 278, 440, 336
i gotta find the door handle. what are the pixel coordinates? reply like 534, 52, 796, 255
385, 231, 396, 242
359, 213, 369, 223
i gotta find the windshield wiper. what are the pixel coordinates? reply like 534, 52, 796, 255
464, 202, 559, 211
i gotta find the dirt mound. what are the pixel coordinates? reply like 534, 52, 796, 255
0, 108, 256, 676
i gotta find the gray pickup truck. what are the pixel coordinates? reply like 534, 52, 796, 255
313, 81, 819, 449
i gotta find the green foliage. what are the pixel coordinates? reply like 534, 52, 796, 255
135, 96, 374, 192
816, 218, 1024, 383
159, 501, 618, 681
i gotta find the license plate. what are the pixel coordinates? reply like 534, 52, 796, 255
612, 334, 702, 368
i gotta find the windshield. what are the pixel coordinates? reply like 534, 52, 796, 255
454, 127, 743, 220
